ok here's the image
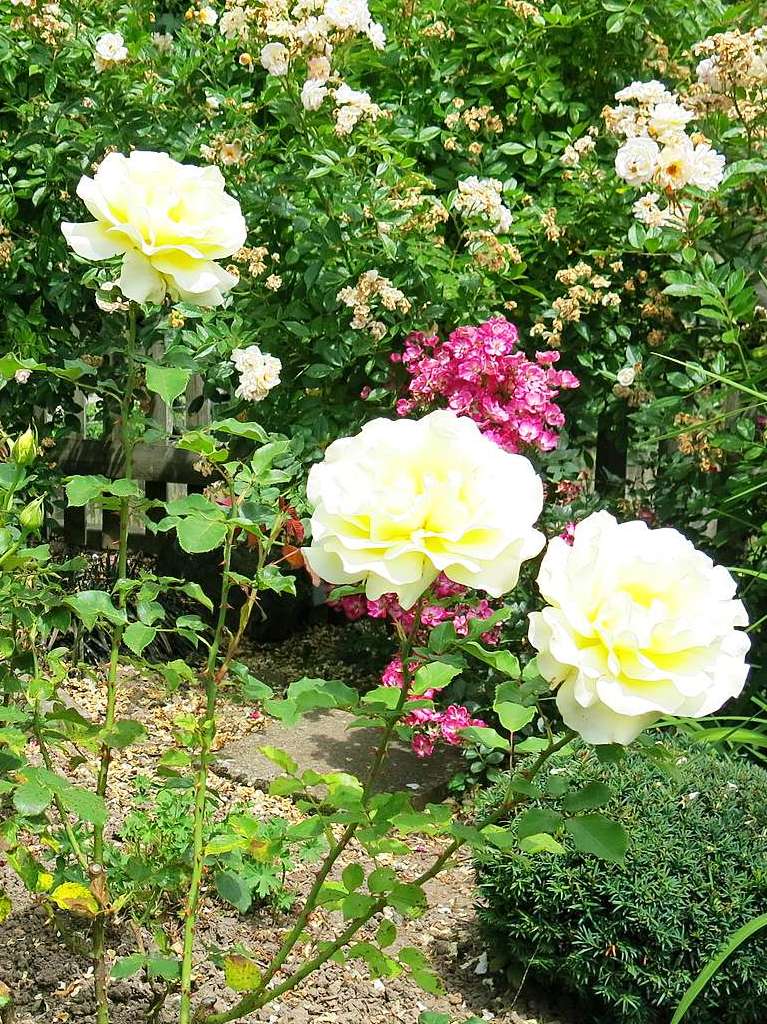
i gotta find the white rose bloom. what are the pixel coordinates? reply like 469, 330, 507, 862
219, 7, 248, 39
614, 137, 660, 185
654, 138, 695, 190
323, 0, 370, 32
528, 511, 749, 745
94, 31, 127, 72
301, 78, 328, 111
335, 82, 371, 107
304, 410, 545, 608
198, 6, 218, 25
614, 80, 671, 104
648, 100, 695, 142
688, 142, 726, 191
366, 20, 386, 49
231, 345, 281, 402
616, 367, 635, 387
260, 42, 289, 76
151, 32, 173, 53
61, 150, 246, 306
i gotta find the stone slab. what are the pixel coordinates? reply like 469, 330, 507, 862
214, 709, 461, 808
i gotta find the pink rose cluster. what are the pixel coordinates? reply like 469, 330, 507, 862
407, 704, 487, 759
330, 574, 495, 757
393, 316, 579, 453
331, 575, 502, 646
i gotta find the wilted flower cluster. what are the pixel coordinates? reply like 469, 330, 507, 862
332, 83, 384, 134
691, 27, 767, 126
442, 98, 504, 158
604, 79, 726, 226
560, 129, 597, 168
9, 0, 70, 46
674, 411, 723, 473
219, 0, 386, 131
452, 176, 512, 234
0, 223, 13, 269
200, 135, 247, 167
230, 344, 282, 401
337, 270, 411, 339
395, 316, 579, 453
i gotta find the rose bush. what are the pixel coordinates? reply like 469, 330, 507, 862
0, 0, 766, 1022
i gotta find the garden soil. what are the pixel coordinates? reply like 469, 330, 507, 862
0, 625, 573, 1024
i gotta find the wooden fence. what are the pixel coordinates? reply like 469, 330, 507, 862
51, 375, 212, 553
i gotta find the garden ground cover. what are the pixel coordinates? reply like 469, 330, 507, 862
0, 630, 569, 1024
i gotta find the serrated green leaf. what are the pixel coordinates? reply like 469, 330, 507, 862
562, 781, 613, 813
13, 781, 52, 817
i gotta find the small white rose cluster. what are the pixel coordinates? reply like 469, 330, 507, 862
453, 176, 513, 235
560, 129, 597, 168
332, 83, 384, 134
222, 0, 385, 132
94, 31, 127, 72
605, 80, 726, 228
230, 345, 282, 402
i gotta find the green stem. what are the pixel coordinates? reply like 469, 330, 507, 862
92, 301, 138, 1024
178, 505, 237, 1024
33, 715, 90, 875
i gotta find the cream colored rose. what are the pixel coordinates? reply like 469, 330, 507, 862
688, 142, 726, 191
654, 138, 694, 190
304, 410, 545, 608
301, 79, 328, 111
648, 100, 695, 142
528, 511, 749, 745
94, 31, 128, 72
614, 137, 659, 185
260, 42, 289, 76
61, 150, 246, 306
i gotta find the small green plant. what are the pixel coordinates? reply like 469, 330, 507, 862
111, 776, 324, 928
475, 737, 767, 1024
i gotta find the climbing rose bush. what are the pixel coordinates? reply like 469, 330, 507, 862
395, 316, 579, 453
61, 150, 246, 305
303, 409, 545, 608
528, 511, 751, 744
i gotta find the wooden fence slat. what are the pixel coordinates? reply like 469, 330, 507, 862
55, 439, 208, 486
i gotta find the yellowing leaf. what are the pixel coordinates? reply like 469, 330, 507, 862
50, 882, 99, 916
224, 954, 262, 992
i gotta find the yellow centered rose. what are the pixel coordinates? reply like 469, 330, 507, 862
61, 150, 246, 306
304, 410, 545, 608
528, 511, 750, 744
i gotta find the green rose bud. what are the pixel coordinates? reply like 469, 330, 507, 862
11, 428, 38, 467
18, 496, 44, 533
